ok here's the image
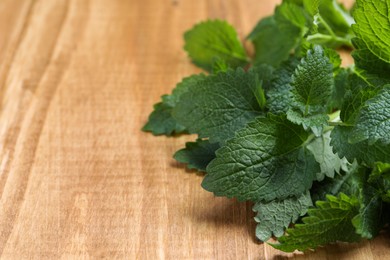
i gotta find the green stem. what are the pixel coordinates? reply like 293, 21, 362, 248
309, 14, 353, 48
306, 34, 353, 48
328, 122, 354, 127
317, 15, 336, 37
302, 133, 316, 147
328, 122, 343, 126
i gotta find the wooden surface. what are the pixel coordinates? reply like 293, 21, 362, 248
0, 0, 389, 259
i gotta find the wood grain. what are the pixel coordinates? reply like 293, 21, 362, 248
0, 0, 388, 259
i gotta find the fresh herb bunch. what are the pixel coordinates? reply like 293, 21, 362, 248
143, 0, 390, 253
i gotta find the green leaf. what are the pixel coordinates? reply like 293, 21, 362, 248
248, 2, 306, 66
142, 102, 186, 135
184, 20, 248, 72
324, 48, 342, 71
252, 64, 275, 111
287, 110, 328, 136
253, 191, 312, 242
212, 57, 229, 74
248, 17, 296, 66
251, 63, 275, 91
173, 68, 263, 144
285, 0, 304, 5
272, 193, 361, 252
330, 126, 390, 166
143, 75, 206, 135
311, 161, 362, 202
369, 162, 390, 183
287, 45, 334, 134
368, 163, 390, 203
348, 168, 390, 239
352, 38, 390, 79
383, 192, 390, 203
253, 79, 267, 111
267, 57, 299, 114
319, 0, 354, 37
276, 1, 309, 29
349, 86, 390, 144
352, 182, 385, 239
174, 139, 219, 172
202, 115, 319, 202
352, 0, 390, 64
289, 45, 334, 112
329, 68, 350, 111
307, 131, 348, 180
303, 0, 320, 16
340, 73, 377, 124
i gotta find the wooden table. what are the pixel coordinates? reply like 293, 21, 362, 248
0, 0, 389, 258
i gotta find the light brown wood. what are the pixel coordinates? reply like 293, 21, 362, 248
0, 0, 388, 259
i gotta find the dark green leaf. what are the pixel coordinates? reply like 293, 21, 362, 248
174, 139, 219, 172
248, 2, 306, 66
340, 73, 377, 124
287, 45, 334, 134
143, 74, 206, 135
349, 86, 390, 144
202, 115, 319, 202
142, 102, 186, 135
267, 57, 299, 114
251, 63, 275, 91
329, 68, 350, 111
173, 68, 263, 144
311, 162, 362, 202
352, 38, 390, 79
352, 182, 385, 239
330, 126, 390, 166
